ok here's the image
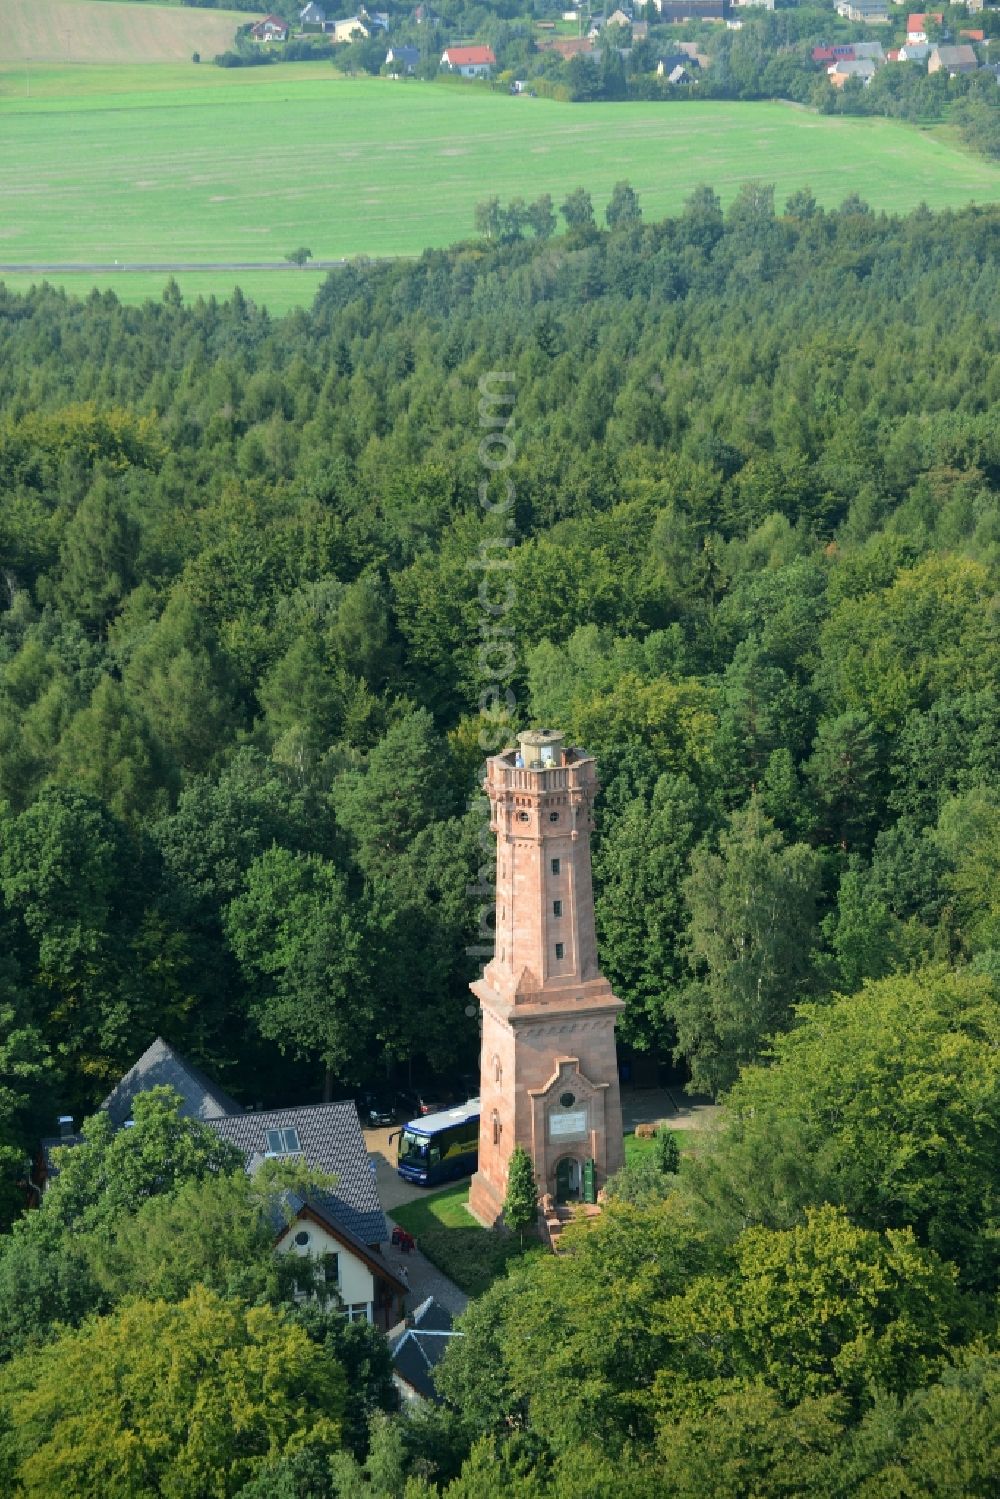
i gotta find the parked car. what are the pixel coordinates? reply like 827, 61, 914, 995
355, 1089, 403, 1128
408, 1083, 457, 1117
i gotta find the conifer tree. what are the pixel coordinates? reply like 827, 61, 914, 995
503, 1147, 539, 1245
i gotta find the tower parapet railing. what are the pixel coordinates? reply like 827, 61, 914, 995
490, 764, 573, 793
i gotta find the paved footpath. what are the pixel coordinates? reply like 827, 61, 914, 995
382, 1215, 468, 1322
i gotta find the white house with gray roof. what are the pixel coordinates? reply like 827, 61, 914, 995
41, 1040, 394, 1316
273, 1190, 407, 1330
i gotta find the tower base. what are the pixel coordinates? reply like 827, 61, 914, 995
467, 1170, 505, 1228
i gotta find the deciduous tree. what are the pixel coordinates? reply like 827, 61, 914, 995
0, 1287, 345, 1498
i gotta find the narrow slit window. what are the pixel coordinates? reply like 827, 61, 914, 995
553, 900, 562, 917
555, 943, 565, 960
551, 858, 560, 876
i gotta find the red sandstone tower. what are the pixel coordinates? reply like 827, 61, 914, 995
468, 729, 625, 1227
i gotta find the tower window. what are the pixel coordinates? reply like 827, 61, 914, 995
518, 811, 530, 823
553, 900, 562, 917
549, 812, 559, 822
555, 943, 565, 960
492, 1111, 502, 1146
551, 858, 560, 876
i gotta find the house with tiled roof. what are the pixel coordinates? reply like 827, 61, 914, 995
250, 15, 289, 42
40, 1037, 242, 1183
389, 1296, 462, 1402
332, 15, 371, 40
102, 1037, 242, 1127
928, 41, 979, 73
386, 44, 420, 72
657, 51, 700, 76
440, 44, 495, 76
39, 1040, 397, 1330
829, 56, 877, 85
273, 1191, 407, 1331
906, 12, 943, 43
205, 1100, 388, 1247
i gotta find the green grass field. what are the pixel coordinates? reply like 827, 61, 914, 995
390, 1182, 537, 1297
4, 63, 1000, 306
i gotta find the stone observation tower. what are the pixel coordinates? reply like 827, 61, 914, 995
468, 729, 625, 1227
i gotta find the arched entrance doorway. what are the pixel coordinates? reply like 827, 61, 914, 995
554, 1156, 581, 1204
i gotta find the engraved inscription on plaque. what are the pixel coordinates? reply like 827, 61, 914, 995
549, 1109, 588, 1140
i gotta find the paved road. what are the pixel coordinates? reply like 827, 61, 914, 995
0, 260, 348, 273
620, 1086, 720, 1134
364, 1125, 431, 1213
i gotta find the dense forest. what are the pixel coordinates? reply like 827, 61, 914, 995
0, 190, 998, 1492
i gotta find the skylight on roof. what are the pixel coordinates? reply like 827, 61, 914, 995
265, 1127, 301, 1155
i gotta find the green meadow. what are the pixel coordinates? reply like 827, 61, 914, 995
4, 63, 1000, 305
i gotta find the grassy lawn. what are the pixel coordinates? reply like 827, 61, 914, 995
624, 1131, 660, 1167
391, 1182, 537, 1299
3, 65, 1000, 300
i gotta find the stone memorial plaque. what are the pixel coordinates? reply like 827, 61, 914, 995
549, 1109, 587, 1139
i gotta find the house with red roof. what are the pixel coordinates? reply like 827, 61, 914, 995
250, 15, 290, 42
441, 44, 496, 76
906, 13, 943, 43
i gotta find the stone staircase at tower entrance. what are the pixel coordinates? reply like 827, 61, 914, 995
540, 1200, 602, 1251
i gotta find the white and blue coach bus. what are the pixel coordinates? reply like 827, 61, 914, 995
395, 1099, 480, 1187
